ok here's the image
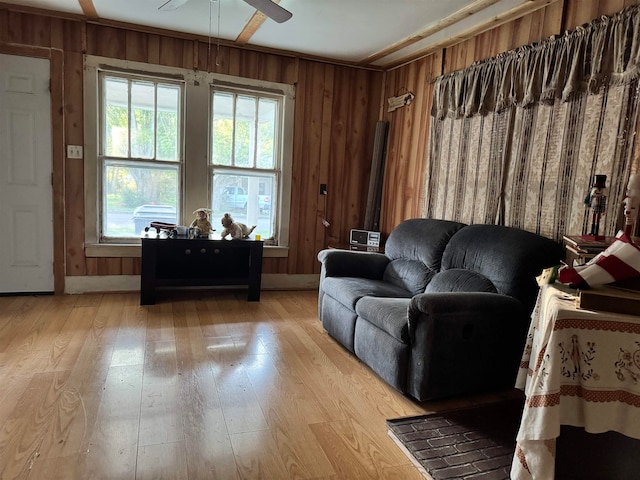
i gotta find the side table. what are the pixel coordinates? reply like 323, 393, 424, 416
140, 235, 263, 304
511, 283, 640, 479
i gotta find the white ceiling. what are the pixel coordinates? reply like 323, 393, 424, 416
3, 0, 555, 67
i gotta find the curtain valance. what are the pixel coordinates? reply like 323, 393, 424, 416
432, 5, 640, 119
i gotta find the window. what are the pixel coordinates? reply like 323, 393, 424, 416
99, 73, 183, 240
210, 88, 281, 240
84, 56, 294, 256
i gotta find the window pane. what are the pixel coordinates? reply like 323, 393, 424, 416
211, 172, 275, 239
156, 85, 180, 161
212, 92, 234, 166
258, 98, 276, 169
104, 77, 129, 157
234, 95, 256, 168
103, 161, 179, 237
131, 81, 155, 159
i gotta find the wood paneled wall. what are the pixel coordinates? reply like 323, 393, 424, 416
380, 0, 640, 235
2, 0, 639, 288
0, 8, 381, 282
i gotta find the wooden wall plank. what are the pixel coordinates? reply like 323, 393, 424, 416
64, 51, 86, 276
7, 11, 21, 43
564, 0, 600, 27
381, 54, 439, 234
88, 25, 126, 58
598, 0, 627, 16
227, 46, 242, 77
158, 36, 184, 68
121, 258, 140, 276
86, 258, 98, 276
290, 60, 324, 274
0, 9, 7, 44
6, 12, 51, 46
512, 15, 533, 49
125, 30, 148, 63
348, 69, 375, 226
314, 64, 335, 269
50, 17, 64, 49
540, 2, 563, 38
63, 19, 83, 53
463, 37, 477, 67
147, 34, 160, 65
326, 67, 350, 247
51, 49, 66, 294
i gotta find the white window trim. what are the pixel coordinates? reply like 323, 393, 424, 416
83, 55, 294, 258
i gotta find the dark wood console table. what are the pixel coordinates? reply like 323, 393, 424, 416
140, 235, 263, 305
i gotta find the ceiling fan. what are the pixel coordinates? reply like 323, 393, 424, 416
158, 0, 293, 23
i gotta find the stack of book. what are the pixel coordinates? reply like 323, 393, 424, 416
563, 235, 614, 266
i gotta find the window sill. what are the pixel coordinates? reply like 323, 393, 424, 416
85, 243, 289, 258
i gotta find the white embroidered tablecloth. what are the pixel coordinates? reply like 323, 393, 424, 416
511, 283, 640, 479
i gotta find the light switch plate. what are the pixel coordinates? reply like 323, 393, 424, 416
67, 145, 83, 159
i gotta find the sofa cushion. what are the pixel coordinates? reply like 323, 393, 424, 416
425, 269, 497, 294
321, 276, 412, 310
382, 218, 466, 295
383, 259, 436, 296
320, 295, 358, 352
442, 224, 563, 312
354, 319, 409, 392
355, 297, 411, 343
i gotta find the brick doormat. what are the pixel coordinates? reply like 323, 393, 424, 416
387, 397, 640, 480
387, 399, 522, 480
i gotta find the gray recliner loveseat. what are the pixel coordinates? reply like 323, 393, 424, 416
317, 218, 563, 401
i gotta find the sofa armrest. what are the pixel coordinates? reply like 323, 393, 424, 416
317, 249, 389, 279
409, 292, 526, 325
407, 292, 529, 401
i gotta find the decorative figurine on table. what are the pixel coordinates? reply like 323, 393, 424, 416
190, 208, 215, 237
623, 173, 640, 238
583, 174, 607, 240
220, 212, 256, 240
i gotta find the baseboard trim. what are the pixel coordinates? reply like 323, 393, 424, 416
64, 274, 319, 294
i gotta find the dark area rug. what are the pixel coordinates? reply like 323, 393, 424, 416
387, 398, 522, 480
387, 396, 640, 480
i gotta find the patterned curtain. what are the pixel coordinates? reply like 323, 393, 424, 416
422, 6, 640, 242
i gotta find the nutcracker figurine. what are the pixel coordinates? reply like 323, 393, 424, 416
583, 174, 607, 240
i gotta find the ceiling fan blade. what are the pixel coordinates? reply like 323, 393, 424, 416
243, 0, 292, 23
158, 0, 190, 12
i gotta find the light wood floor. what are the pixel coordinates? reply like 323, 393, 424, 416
0, 289, 517, 479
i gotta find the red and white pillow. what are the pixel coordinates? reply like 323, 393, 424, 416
558, 231, 640, 288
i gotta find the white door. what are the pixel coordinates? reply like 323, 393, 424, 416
0, 54, 54, 293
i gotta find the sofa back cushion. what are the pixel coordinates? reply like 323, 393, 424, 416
383, 219, 466, 295
441, 224, 563, 311
425, 269, 498, 294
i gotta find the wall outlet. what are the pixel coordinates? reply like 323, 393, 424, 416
320, 183, 327, 195
67, 145, 83, 159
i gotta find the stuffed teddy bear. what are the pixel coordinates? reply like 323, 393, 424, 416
220, 212, 256, 239
190, 208, 215, 237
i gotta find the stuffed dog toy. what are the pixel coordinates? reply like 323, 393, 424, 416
190, 207, 215, 236
220, 212, 256, 239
